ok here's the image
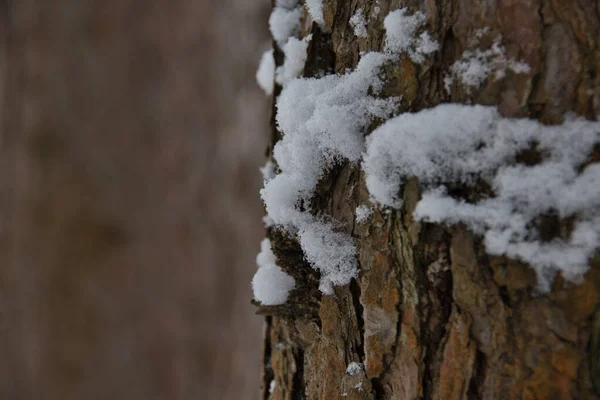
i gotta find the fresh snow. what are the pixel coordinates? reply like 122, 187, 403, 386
445, 36, 530, 92
350, 9, 368, 38
256, 49, 275, 95
355, 205, 373, 223
346, 362, 363, 376
372, 2, 381, 17
276, 35, 312, 86
262, 52, 397, 293
299, 220, 359, 293
252, 239, 296, 305
260, 160, 277, 183
373, 1, 381, 17
257, 4, 597, 300
383, 8, 438, 63
260, 1, 302, 95
263, 215, 275, 228
269, 4, 302, 45
257, 7, 442, 295
363, 103, 600, 290
305, 0, 324, 26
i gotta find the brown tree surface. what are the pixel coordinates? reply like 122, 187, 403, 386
259, 1, 600, 399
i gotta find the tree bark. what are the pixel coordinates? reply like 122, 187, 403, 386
260, 1, 600, 399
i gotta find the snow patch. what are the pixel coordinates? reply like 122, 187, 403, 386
269, 4, 302, 45
384, 8, 438, 63
262, 52, 397, 293
276, 35, 312, 86
363, 103, 600, 290
260, 160, 277, 183
445, 36, 530, 93
346, 362, 363, 376
355, 205, 373, 223
263, 215, 275, 228
305, 0, 324, 26
259, 8, 443, 295
252, 239, 296, 305
350, 9, 368, 38
256, 49, 275, 95
298, 220, 359, 294
372, 3, 381, 17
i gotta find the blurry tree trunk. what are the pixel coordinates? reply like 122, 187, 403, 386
261, 1, 600, 399
0, 1, 269, 399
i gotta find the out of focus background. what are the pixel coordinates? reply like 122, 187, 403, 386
0, 0, 271, 398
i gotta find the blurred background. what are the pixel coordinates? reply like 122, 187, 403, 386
0, 0, 271, 398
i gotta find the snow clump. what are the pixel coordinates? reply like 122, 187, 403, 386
346, 362, 363, 376
355, 205, 373, 223
445, 36, 530, 93
252, 239, 296, 305
350, 9, 368, 38
256, 7, 440, 296
305, 0, 324, 26
276, 35, 312, 86
262, 52, 397, 293
363, 103, 600, 291
384, 8, 439, 63
269, 0, 302, 45
256, 49, 275, 95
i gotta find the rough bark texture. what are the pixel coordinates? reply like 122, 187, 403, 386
260, 1, 600, 399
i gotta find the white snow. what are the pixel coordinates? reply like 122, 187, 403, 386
350, 9, 368, 38
363, 103, 600, 290
258, 7, 445, 295
355, 205, 373, 223
260, 160, 277, 183
445, 36, 530, 92
269, 5, 302, 45
261, 52, 397, 294
305, 0, 324, 26
384, 8, 438, 63
256, 49, 275, 95
260, 1, 302, 94
264, 51, 397, 220
252, 239, 296, 305
263, 215, 275, 228
414, 32, 439, 60
346, 362, 363, 375
373, 4, 381, 17
258, 4, 596, 299
298, 221, 359, 293
276, 35, 312, 86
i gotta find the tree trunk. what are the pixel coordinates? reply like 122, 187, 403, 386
259, 1, 600, 399
0, 1, 268, 399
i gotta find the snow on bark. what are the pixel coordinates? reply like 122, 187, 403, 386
363, 103, 600, 290
253, 239, 296, 305
256, 49, 275, 95
255, 7, 440, 298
